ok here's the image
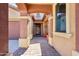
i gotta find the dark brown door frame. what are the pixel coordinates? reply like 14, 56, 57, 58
0, 3, 8, 56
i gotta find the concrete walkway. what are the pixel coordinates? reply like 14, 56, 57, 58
22, 37, 61, 56
21, 43, 41, 56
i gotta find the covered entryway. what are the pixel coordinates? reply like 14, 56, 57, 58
8, 3, 61, 56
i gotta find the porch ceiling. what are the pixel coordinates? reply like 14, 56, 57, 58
26, 4, 53, 14
17, 3, 53, 21
17, 3, 53, 15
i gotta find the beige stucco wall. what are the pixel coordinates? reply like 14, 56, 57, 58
20, 19, 27, 38
51, 4, 76, 56
9, 7, 20, 39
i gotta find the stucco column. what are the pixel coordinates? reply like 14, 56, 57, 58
43, 16, 48, 37
27, 16, 33, 40
41, 24, 43, 36
19, 18, 29, 48
19, 16, 33, 48
48, 16, 53, 46
43, 22, 45, 36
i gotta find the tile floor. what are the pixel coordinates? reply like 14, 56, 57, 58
9, 37, 61, 56
30, 37, 61, 56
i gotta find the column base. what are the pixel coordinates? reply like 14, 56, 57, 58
30, 35, 33, 40
48, 36, 53, 46
72, 50, 79, 56
19, 38, 30, 48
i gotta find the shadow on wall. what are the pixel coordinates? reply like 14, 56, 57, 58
8, 21, 20, 40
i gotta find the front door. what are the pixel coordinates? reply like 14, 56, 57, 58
33, 23, 41, 37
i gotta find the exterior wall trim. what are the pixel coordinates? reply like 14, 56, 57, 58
9, 16, 30, 21
53, 32, 72, 38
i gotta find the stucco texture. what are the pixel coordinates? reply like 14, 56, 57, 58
51, 4, 76, 56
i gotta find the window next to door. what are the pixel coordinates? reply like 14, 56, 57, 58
53, 3, 72, 38
56, 3, 66, 33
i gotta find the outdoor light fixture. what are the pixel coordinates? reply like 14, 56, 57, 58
31, 13, 45, 20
